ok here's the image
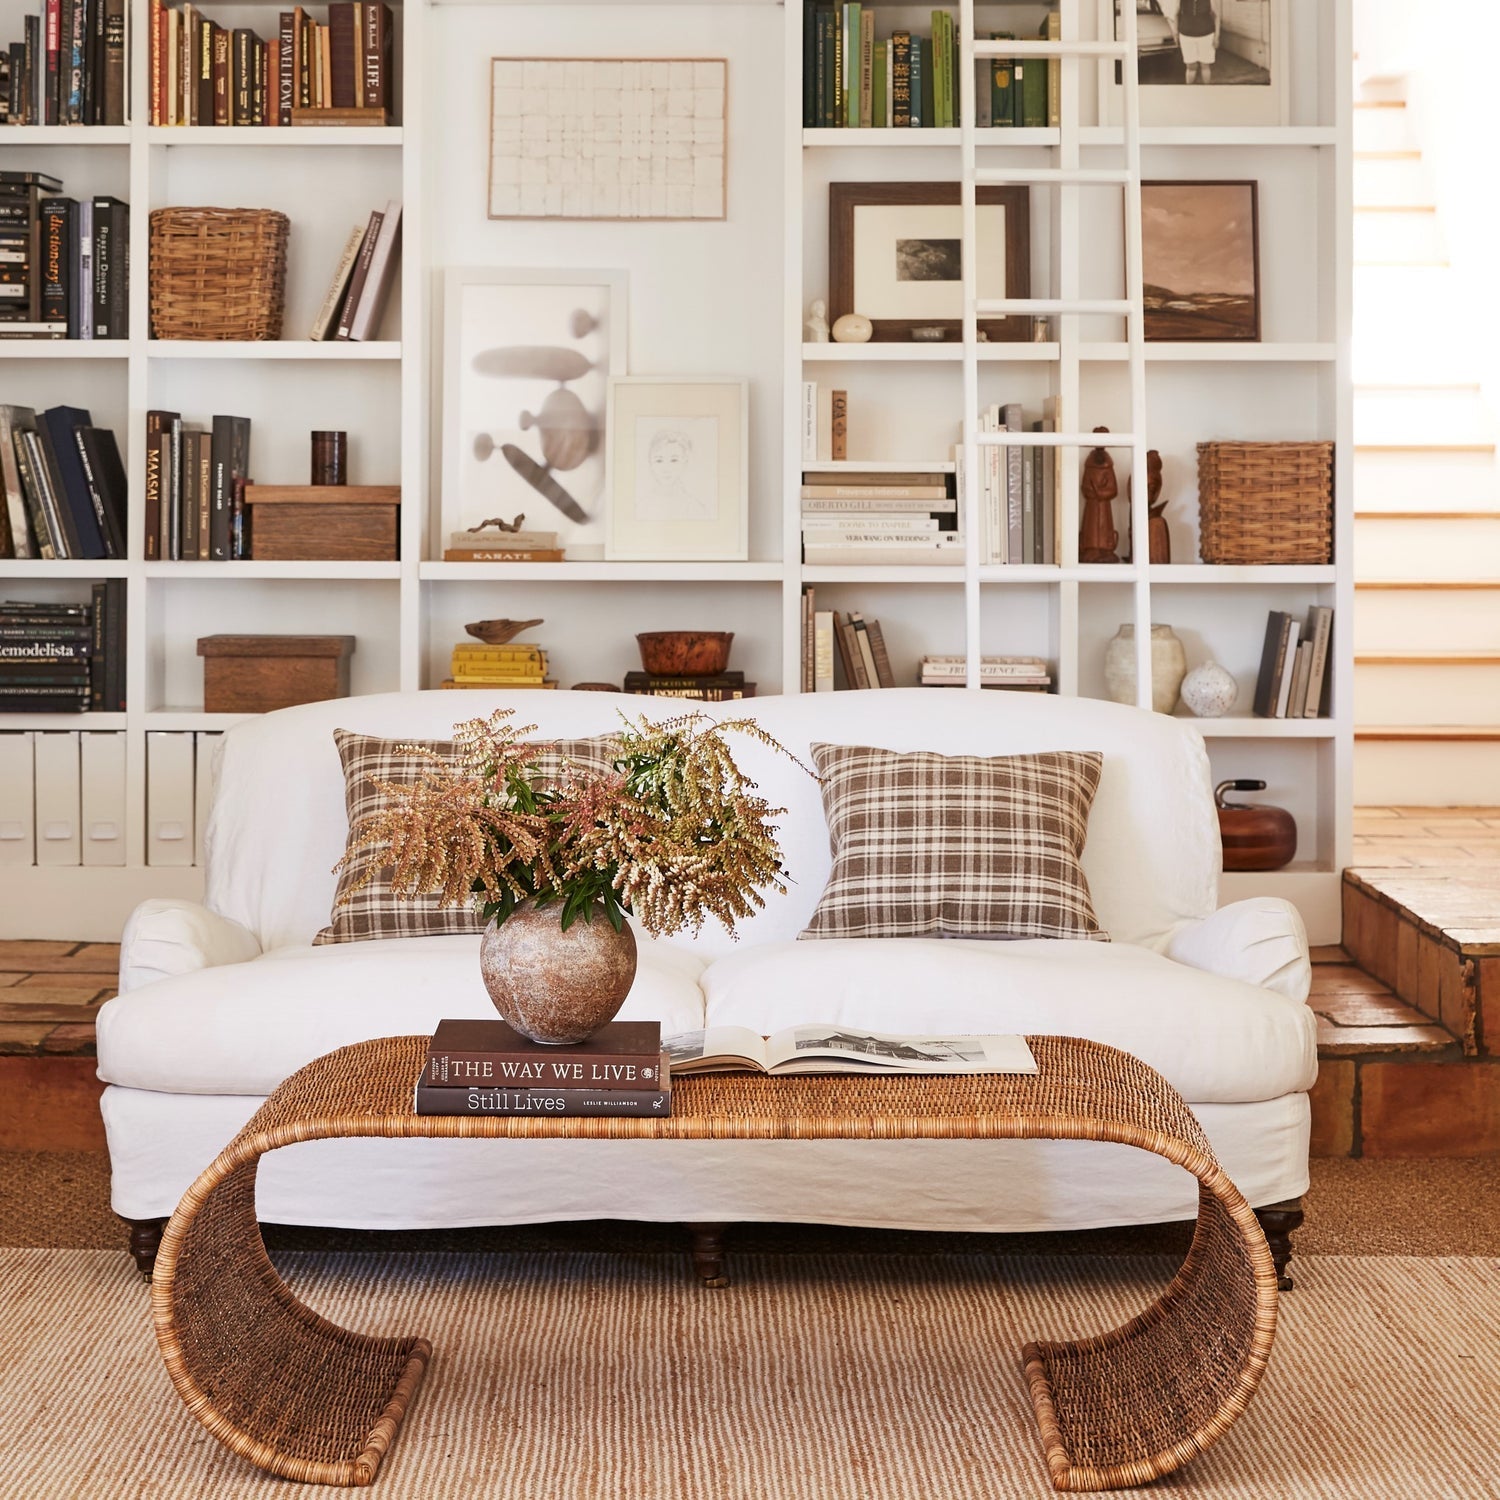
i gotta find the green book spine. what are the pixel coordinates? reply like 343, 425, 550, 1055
833, 3, 844, 127
919, 37, 934, 127
909, 32, 922, 126
872, 33, 886, 129
945, 12, 956, 128
1022, 48, 1046, 128
931, 11, 945, 128
991, 32, 1014, 127
844, 3, 858, 128
859, 7, 873, 128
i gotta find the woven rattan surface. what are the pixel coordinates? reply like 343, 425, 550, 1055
151, 1034, 1279, 1492
1197, 440, 1335, 565
148, 207, 289, 341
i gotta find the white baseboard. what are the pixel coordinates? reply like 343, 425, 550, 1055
0, 868, 206, 943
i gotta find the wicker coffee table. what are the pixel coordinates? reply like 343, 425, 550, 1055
151, 1034, 1278, 1492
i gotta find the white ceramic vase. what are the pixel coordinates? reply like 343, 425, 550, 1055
1180, 660, 1239, 719
1104, 624, 1187, 715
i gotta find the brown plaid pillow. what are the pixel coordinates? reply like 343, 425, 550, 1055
800, 743, 1107, 942
314, 729, 618, 945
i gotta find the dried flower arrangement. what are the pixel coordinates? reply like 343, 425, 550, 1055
336, 708, 799, 938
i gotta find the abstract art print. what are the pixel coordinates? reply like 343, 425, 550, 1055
440, 269, 628, 559
1141, 181, 1260, 342
606, 378, 747, 560
489, 58, 727, 221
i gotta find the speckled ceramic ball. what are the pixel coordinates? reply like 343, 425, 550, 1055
1180, 660, 1239, 719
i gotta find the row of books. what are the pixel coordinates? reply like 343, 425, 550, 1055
144, 409, 251, 562
439, 639, 555, 691
1253, 607, 1334, 720
799, 593, 897, 692
0, 585, 125, 714
801, 467, 962, 568
0, 0, 127, 127
920, 655, 1051, 691
0, 406, 126, 560
801, 4, 1057, 130
147, 0, 393, 127
416, 1020, 672, 1118
1, 173, 129, 339
309, 201, 401, 342
965, 399, 1060, 567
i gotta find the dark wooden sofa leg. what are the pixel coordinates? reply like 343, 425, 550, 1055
686, 1222, 730, 1288
124, 1217, 168, 1282
1253, 1198, 1304, 1293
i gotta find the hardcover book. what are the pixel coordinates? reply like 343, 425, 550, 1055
665, 1025, 1037, 1077
414, 1083, 671, 1118
425, 1019, 663, 1088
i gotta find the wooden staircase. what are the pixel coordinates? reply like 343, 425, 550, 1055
1352, 81, 1500, 803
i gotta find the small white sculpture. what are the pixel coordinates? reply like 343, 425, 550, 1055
1181, 660, 1239, 719
831, 312, 873, 344
805, 299, 830, 343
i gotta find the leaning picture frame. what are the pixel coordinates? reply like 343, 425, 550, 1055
605, 377, 749, 561
828, 182, 1032, 342
1097, 0, 1289, 128
439, 268, 628, 562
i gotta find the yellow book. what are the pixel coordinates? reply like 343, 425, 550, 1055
441, 679, 558, 690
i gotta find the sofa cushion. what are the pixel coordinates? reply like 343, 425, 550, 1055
699, 939, 1317, 1104
801, 743, 1106, 942
315, 729, 618, 945
96, 934, 706, 1096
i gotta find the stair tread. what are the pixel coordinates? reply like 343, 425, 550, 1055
1357, 652, 1500, 664
1355, 510, 1500, 519
1356, 727, 1500, 741
1355, 443, 1495, 453
1356, 580, 1500, 589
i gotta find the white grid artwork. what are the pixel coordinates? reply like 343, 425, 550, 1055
489, 58, 728, 222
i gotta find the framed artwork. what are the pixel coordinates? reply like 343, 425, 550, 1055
488, 58, 727, 221
605, 378, 748, 561
1099, 0, 1288, 127
828, 182, 1032, 342
440, 268, 628, 560
1141, 180, 1260, 341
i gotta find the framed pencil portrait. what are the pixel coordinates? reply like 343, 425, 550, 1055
828, 182, 1032, 342
604, 378, 748, 561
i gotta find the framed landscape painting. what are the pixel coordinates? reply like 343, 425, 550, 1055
1140, 180, 1260, 342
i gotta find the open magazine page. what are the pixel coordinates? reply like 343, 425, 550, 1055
764, 1027, 1037, 1075
662, 1026, 771, 1075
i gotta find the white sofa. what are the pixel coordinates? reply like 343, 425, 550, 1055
98, 688, 1315, 1275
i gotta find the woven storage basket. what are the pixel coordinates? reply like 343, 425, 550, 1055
150, 208, 290, 341
1197, 440, 1334, 565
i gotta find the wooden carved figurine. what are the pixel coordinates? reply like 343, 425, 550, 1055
1079, 427, 1120, 564
1145, 450, 1171, 564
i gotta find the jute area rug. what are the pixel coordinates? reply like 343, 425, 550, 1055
2, 1249, 1498, 1499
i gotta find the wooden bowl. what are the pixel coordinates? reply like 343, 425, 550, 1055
636, 631, 734, 677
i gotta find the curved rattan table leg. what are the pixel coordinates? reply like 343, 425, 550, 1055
151, 1147, 431, 1487
1020, 1168, 1279, 1492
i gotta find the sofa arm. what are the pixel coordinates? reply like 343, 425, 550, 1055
1164, 898, 1311, 1003
119, 898, 262, 992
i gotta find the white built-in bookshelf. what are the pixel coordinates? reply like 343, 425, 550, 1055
0, 0, 1352, 944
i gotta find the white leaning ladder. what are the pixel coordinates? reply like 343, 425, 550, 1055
958, 0, 1152, 708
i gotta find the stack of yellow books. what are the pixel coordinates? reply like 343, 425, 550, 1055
441, 642, 556, 690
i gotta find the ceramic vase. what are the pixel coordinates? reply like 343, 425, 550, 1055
479, 901, 638, 1045
1180, 660, 1239, 719
1103, 624, 1187, 715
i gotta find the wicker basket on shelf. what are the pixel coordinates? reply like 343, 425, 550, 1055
149, 208, 290, 341
1196, 440, 1334, 565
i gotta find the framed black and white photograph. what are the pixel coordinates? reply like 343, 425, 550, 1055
440, 268, 628, 561
1098, 0, 1288, 127
829, 182, 1032, 342
605, 378, 748, 560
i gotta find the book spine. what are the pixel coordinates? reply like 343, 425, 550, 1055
64, 0, 83, 123
38, 197, 69, 335
88, 579, 105, 710
361, 1, 387, 113
858, 6, 872, 129
1253, 611, 1288, 719
839, 614, 870, 688
833, 2, 844, 127
166, 415, 181, 560
347, 202, 400, 340
415, 1085, 670, 1117
212, 25, 228, 125
908, 30, 921, 126
72, 428, 114, 559
12, 432, 56, 559
44, 0, 60, 125
830, 388, 847, 461
329, 1, 355, 108
197, 16, 213, 126
89, 196, 108, 337
800, 381, 817, 463
802, 0, 815, 129
103, 576, 124, 710
424, 1053, 664, 1088
1303, 607, 1333, 719
148, 0, 161, 124
277, 10, 294, 124
143, 411, 172, 561
864, 618, 896, 688
335, 210, 381, 340
231, 29, 250, 125
74, 200, 91, 340
102, 0, 123, 122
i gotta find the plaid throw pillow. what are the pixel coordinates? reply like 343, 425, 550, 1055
314, 729, 618, 945
800, 743, 1108, 942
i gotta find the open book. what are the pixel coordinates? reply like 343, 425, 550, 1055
662, 1026, 1037, 1078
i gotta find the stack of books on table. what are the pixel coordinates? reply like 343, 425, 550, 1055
440, 526, 562, 564
802, 469, 963, 568
440, 639, 554, 690
1253, 606, 1334, 719
919, 655, 1051, 692
415, 1019, 671, 1117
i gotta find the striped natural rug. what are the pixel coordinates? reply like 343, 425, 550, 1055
2, 1250, 1498, 1499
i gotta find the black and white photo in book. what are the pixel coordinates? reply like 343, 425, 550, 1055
1100, 0, 1288, 126
662, 1026, 1037, 1077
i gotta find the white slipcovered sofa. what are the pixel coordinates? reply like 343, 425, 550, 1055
98, 687, 1315, 1276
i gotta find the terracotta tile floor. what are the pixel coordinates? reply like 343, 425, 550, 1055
0, 942, 118, 1058
1353, 805, 1500, 870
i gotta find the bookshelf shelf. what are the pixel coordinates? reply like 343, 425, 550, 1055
1182, 717, 1338, 739
143, 127, 404, 148
801, 460, 958, 474
0, 711, 129, 729
142, 561, 403, 580
1080, 343, 1339, 364
0, 126, 132, 145
1081, 126, 1339, 148
145, 341, 402, 361
0, 559, 130, 578
0, 342, 130, 360
142, 710, 256, 731
801, 565, 964, 585
419, 561, 786, 583
802, 127, 1059, 148
1149, 565, 1338, 585
802, 342, 1061, 362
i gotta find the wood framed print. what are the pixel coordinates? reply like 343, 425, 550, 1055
1141, 180, 1260, 341
828, 182, 1032, 343
605, 378, 748, 561
489, 58, 727, 221
441, 268, 627, 561
1098, 0, 1288, 127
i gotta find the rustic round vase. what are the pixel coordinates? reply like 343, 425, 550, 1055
1103, 624, 1187, 715
479, 902, 638, 1045
1181, 660, 1239, 719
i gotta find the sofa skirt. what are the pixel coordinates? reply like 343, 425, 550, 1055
101, 1085, 1310, 1232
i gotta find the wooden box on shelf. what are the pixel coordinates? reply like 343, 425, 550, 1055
197, 635, 355, 714
243, 486, 400, 562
